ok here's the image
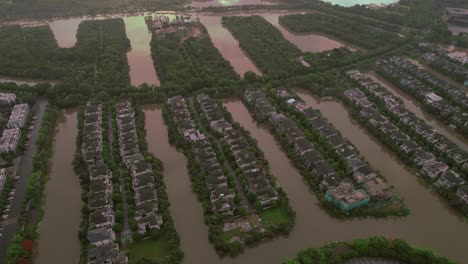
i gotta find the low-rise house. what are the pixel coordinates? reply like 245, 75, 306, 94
421, 161, 449, 180
89, 178, 112, 195
87, 228, 115, 247
135, 187, 158, 206
434, 139, 458, 154
89, 208, 115, 229
89, 193, 113, 211
7, 103, 29, 129
131, 160, 153, 177
0, 93, 16, 105
399, 139, 421, 155
435, 170, 465, 189
390, 130, 409, 144
448, 149, 468, 166
325, 180, 370, 211
137, 215, 163, 234
363, 178, 392, 202
379, 123, 398, 134
327, 135, 346, 149
352, 165, 377, 184
132, 172, 155, 191
87, 242, 127, 264
302, 150, 325, 170
134, 202, 158, 221
319, 173, 341, 191
413, 149, 436, 167
456, 185, 468, 205
210, 186, 236, 204
293, 138, 314, 156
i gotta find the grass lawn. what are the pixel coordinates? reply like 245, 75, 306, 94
219, 228, 243, 243
260, 206, 290, 228
128, 238, 171, 264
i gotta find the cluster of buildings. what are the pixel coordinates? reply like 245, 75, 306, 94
422, 53, 468, 82
245, 89, 390, 212
196, 94, 279, 208
144, 14, 195, 37
0, 102, 29, 154
82, 102, 127, 264
115, 101, 163, 235
167, 95, 237, 217
342, 75, 468, 207
419, 42, 468, 65
0, 93, 16, 105
377, 57, 467, 130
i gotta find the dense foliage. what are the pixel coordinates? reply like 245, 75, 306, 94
0, 18, 130, 91
222, 16, 306, 77
151, 29, 239, 91
279, 13, 404, 50
286, 237, 455, 264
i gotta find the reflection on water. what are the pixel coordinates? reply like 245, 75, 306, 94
35, 111, 81, 264
123, 16, 160, 86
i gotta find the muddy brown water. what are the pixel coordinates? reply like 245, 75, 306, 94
48, 15, 160, 87
143, 100, 467, 264
34, 110, 82, 264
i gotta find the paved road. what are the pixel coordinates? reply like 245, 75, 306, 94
0, 97, 48, 263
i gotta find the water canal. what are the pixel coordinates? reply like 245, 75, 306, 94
370, 73, 468, 151
48, 15, 160, 87
34, 110, 81, 264
123, 16, 160, 86
223, 97, 468, 264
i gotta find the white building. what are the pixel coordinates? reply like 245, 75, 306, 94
0, 93, 16, 105
0, 169, 8, 193
0, 128, 21, 153
7, 103, 30, 129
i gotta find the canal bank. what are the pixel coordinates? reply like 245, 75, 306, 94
34, 110, 81, 264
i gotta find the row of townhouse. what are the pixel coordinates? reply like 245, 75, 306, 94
0, 101, 30, 154
245, 89, 376, 212
342, 87, 468, 206
115, 101, 163, 235
422, 53, 468, 83
0, 93, 16, 106
82, 102, 127, 264
346, 70, 468, 169
418, 42, 468, 65
377, 58, 467, 130
196, 94, 279, 208
167, 96, 237, 217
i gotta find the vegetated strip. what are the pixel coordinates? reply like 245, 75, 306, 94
279, 13, 404, 51
376, 57, 467, 136
221, 15, 306, 77
287, 236, 455, 264
341, 72, 468, 218
149, 20, 239, 89
112, 100, 183, 263
165, 95, 294, 256
0, 19, 130, 91
244, 88, 407, 218
6, 102, 56, 264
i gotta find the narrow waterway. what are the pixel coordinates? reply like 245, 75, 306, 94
48, 15, 160, 86
123, 16, 160, 86
199, 14, 262, 76
35, 110, 81, 264
191, 0, 277, 8
371, 73, 468, 151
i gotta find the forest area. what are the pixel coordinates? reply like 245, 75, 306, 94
222, 15, 306, 77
